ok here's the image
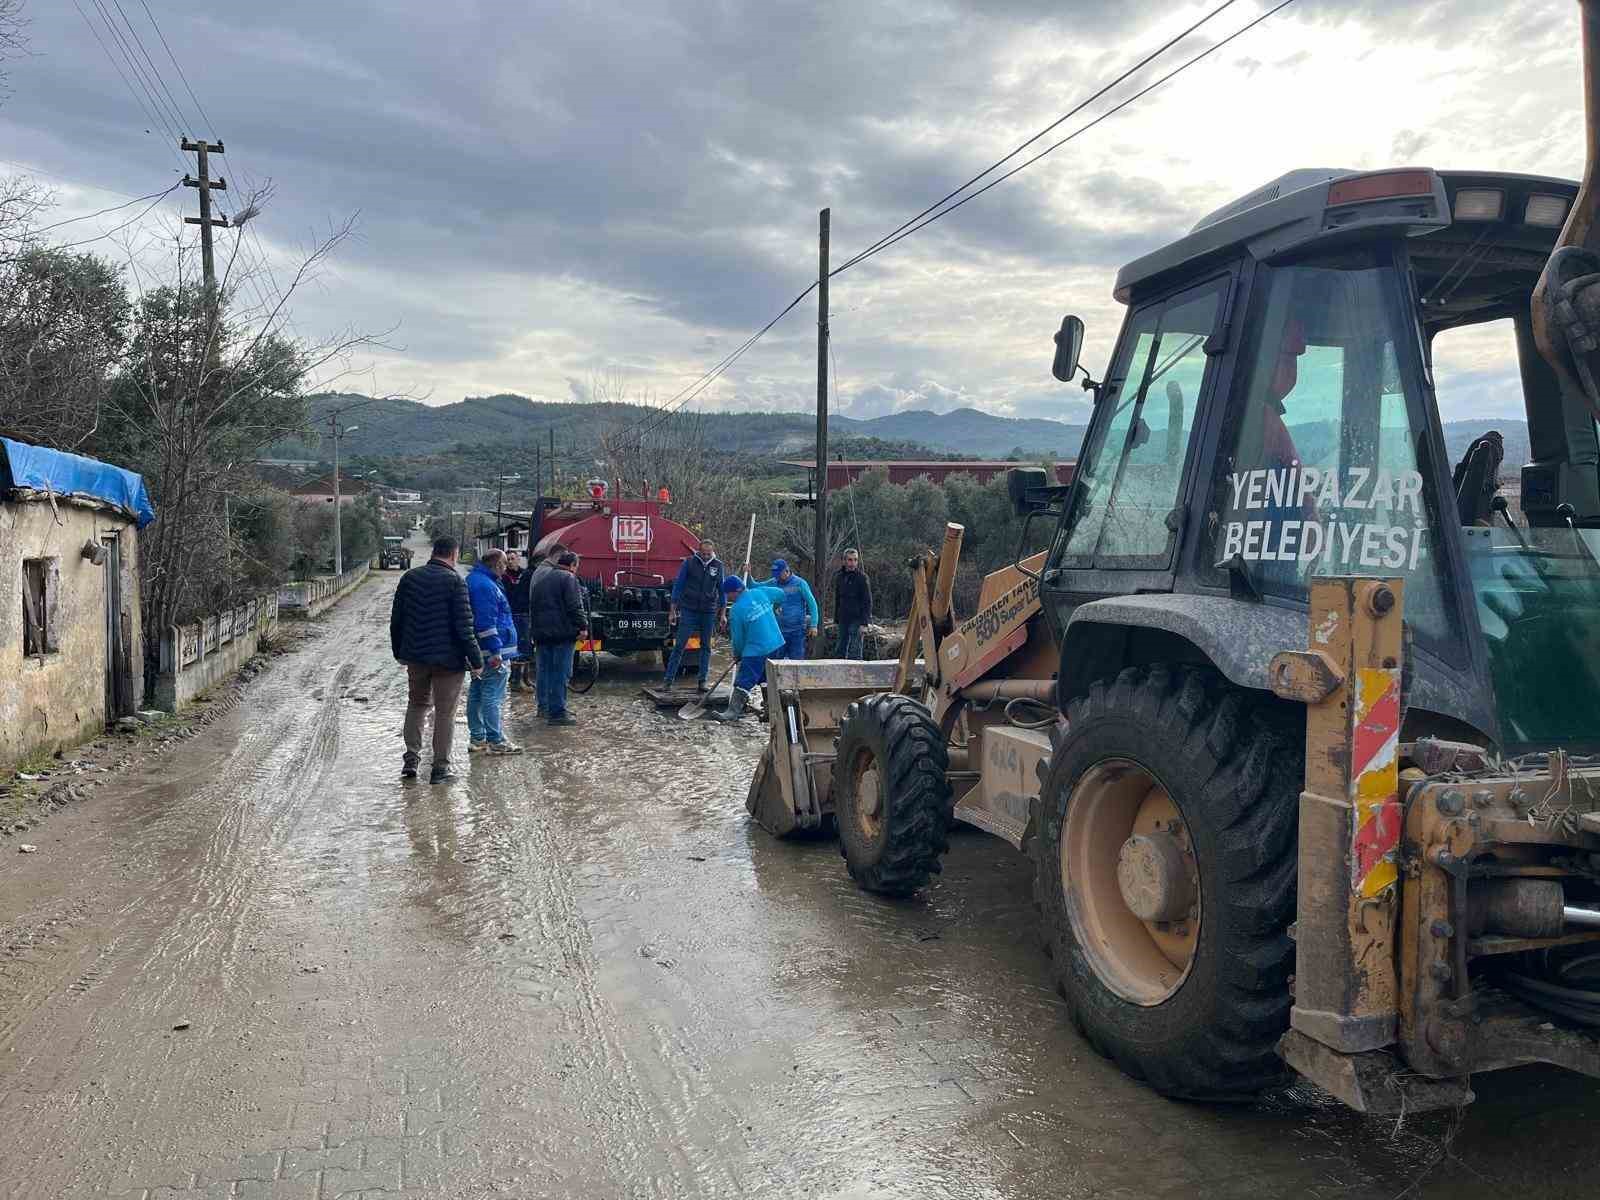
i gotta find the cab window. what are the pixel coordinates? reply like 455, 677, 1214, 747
1054, 277, 1225, 570
1210, 253, 1455, 649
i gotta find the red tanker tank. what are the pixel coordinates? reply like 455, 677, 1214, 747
530, 493, 703, 666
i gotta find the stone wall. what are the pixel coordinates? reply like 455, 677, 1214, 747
153, 594, 279, 713
277, 560, 372, 619
0, 498, 143, 769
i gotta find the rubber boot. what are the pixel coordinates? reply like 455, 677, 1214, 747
712, 687, 749, 722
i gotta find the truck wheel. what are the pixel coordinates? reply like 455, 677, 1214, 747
1033, 665, 1300, 1099
834, 694, 952, 896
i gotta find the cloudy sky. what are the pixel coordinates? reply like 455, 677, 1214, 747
0, 0, 1581, 426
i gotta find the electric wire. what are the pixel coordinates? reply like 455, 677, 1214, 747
136, 0, 217, 136
107, 0, 193, 136
32, 187, 181, 253
70, 0, 181, 158
24, 182, 182, 236
836, 0, 1302, 276
88, 0, 186, 144
622, 282, 818, 446
831, 0, 1244, 276
616, 0, 1295, 453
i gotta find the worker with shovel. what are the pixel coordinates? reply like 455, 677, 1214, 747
712, 575, 786, 722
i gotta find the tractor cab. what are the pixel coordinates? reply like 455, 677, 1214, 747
1042, 167, 1600, 754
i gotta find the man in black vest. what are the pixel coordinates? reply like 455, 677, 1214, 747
390, 536, 484, 784
663, 537, 725, 692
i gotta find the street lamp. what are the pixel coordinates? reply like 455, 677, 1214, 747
331, 422, 358, 575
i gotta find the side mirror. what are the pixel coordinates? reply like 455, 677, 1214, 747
1051, 314, 1085, 383
1007, 466, 1048, 517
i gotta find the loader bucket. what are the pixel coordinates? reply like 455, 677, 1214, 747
747, 659, 917, 837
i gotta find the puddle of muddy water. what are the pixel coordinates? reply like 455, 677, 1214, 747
1, 583, 1597, 1200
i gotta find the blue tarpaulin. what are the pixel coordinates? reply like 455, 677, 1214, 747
0, 438, 156, 529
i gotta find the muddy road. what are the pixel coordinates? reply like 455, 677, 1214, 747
1, 566, 1597, 1199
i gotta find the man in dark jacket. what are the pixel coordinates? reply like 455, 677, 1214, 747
663, 538, 724, 692
832, 548, 872, 659
390, 536, 484, 783
529, 550, 589, 726
507, 552, 538, 694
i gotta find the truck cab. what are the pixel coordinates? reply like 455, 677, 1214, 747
1041, 167, 1600, 755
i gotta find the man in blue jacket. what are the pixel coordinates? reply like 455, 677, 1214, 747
768, 558, 819, 660
664, 537, 725, 692
712, 575, 786, 722
464, 548, 522, 755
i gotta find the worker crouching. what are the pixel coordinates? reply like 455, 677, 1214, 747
713, 575, 786, 722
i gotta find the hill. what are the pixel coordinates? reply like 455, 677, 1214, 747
277, 394, 1535, 490
274, 393, 1091, 462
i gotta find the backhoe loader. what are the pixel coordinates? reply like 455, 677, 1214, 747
747, 0, 1600, 1110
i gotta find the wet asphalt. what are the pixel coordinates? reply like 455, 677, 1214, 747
1, 564, 1598, 1199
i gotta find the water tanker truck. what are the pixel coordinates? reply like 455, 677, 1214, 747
529, 489, 706, 676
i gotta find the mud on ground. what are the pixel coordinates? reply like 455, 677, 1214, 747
0, 570, 1596, 1199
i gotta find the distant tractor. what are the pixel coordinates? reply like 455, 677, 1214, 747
378, 536, 410, 570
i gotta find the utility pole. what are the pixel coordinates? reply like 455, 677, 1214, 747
535, 444, 542, 501
813, 207, 830, 597
330, 415, 342, 577
326, 413, 360, 576
181, 138, 229, 292
549, 428, 556, 495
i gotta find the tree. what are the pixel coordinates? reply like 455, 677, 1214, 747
0, 247, 130, 447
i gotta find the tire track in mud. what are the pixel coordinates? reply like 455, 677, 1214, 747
524, 708, 801, 1198
0, 583, 390, 1195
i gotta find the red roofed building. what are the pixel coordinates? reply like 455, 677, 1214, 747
289, 474, 374, 505
780, 459, 1075, 490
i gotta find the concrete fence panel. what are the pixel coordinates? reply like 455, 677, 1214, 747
153, 587, 283, 713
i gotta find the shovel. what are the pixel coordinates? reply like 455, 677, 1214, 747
679, 659, 736, 720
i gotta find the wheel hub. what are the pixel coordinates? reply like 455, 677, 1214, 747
1116, 832, 1195, 923
1061, 759, 1202, 1006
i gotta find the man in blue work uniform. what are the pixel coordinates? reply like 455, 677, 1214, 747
713, 575, 786, 722
768, 557, 819, 660
664, 537, 725, 692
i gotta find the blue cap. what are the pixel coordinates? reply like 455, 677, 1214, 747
770, 558, 788, 576
722, 576, 745, 596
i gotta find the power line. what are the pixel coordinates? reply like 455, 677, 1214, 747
70, 0, 179, 155
106, 0, 193, 137
25, 182, 181, 236
836, 0, 1301, 276
136, 0, 216, 136
831, 0, 1243, 276
624, 283, 817, 446
88, 0, 185, 142
31, 187, 180, 253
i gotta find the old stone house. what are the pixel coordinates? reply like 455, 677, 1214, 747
0, 438, 153, 769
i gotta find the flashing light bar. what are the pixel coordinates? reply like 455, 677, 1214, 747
1452, 188, 1504, 221
1526, 193, 1570, 228
1326, 170, 1433, 207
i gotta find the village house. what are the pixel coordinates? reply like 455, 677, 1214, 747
289, 472, 373, 505
0, 438, 153, 769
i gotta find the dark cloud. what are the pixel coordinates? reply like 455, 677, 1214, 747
0, 0, 1568, 425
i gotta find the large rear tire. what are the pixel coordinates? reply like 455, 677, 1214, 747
834, 694, 952, 896
1033, 665, 1300, 1099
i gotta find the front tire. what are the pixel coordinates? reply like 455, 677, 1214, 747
834, 694, 952, 896
1033, 665, 1300, 1099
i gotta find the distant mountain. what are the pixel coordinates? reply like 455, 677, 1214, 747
275, 394, 1090, 462
1441, 419, 1529, 472
846, 408, 1086, 458
275, 393, 1534, 481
